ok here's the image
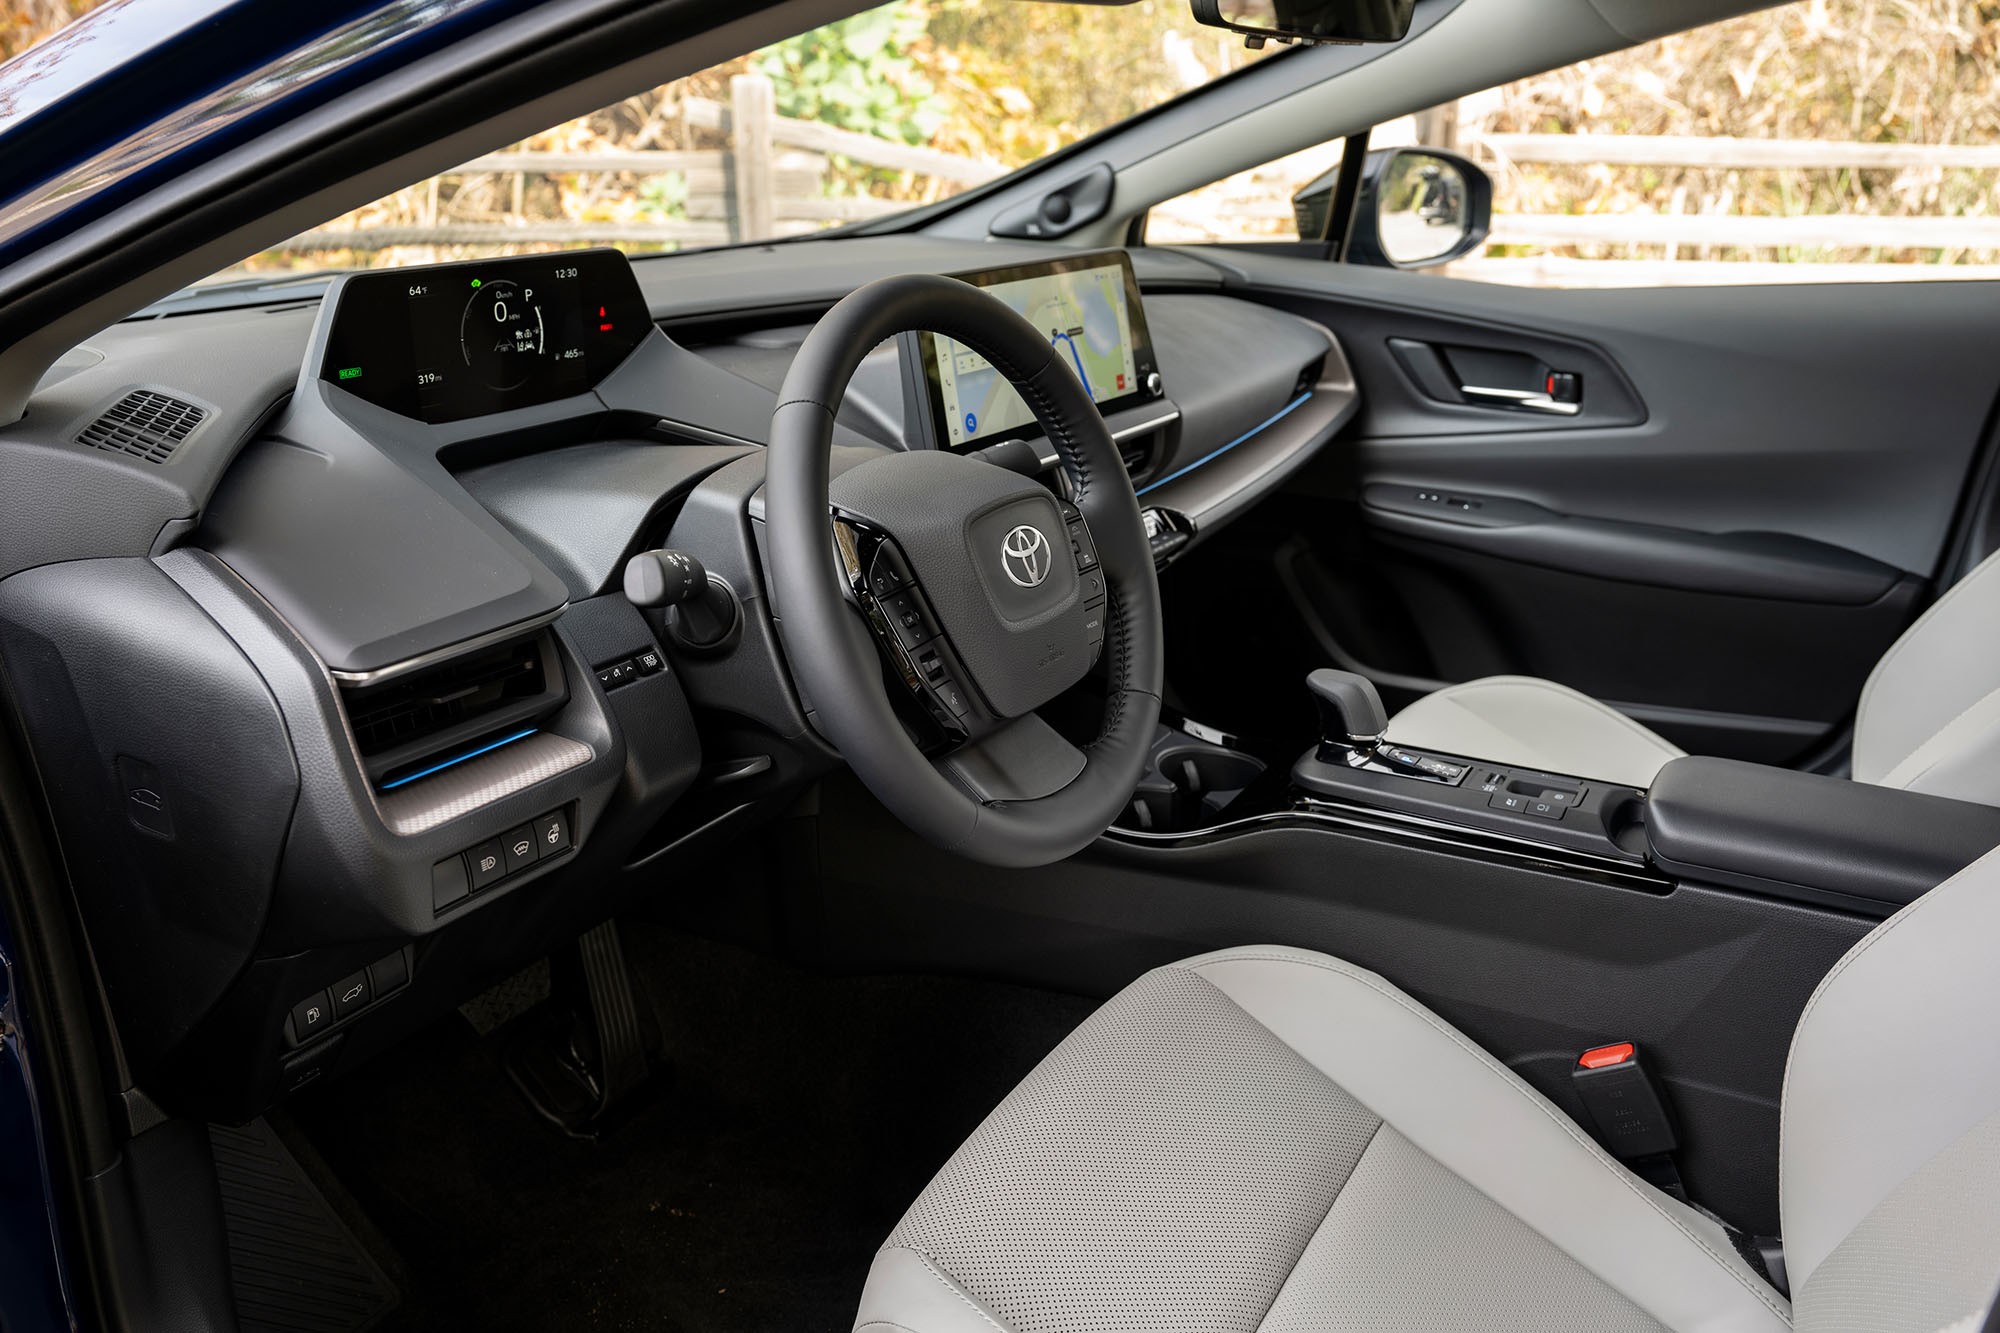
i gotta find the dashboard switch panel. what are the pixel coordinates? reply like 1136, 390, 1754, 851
286, 947, 414, 1047
432, 855, 471, 911
437, 805, 577, 914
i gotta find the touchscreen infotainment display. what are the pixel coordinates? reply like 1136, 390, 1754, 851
318, 249, 651, 425
917, 251, 1159, 451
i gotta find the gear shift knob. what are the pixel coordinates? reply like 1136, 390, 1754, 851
1308, 668, 1388, 746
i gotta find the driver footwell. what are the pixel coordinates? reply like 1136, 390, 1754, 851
286, 922, 1093, 1331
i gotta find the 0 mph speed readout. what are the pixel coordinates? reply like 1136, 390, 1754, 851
460, 279, 546, 389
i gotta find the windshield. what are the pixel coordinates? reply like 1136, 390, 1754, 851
199, 0, 1272, 283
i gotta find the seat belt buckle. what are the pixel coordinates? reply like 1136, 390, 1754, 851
1571, 1041, 1678, 1160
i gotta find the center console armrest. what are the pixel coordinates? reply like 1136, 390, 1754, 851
1647, 757, 2000, 913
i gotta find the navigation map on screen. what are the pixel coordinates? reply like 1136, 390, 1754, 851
931, 260, 1140, 449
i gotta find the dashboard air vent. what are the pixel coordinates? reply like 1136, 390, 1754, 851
341, 632, 568, 791
1121, 439, 1158, 485
76, 390, 207, 463
1294, 355, 1327, 398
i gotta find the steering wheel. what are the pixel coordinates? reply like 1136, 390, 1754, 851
765, 274, 1164, 868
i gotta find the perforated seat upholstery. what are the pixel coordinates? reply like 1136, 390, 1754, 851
1380, 546, 2000, 799
856, 846, 2000, 1332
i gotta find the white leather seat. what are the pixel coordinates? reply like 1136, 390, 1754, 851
856, 845, 2000, 1332
1381, 546, 2000, 797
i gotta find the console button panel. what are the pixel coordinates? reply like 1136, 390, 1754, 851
1293, 742, 1643, 864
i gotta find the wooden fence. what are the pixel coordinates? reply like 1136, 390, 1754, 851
281, 79, 2000, 286
284, 74, 1002, 254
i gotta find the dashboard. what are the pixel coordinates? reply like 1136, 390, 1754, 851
0, 237, 1356, 1125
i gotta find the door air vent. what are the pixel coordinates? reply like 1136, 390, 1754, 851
76, 390, 207, 463
340, 632, 568, 790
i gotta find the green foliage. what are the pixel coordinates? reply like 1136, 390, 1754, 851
637, 173, 688, 221
753, 1, 947, 146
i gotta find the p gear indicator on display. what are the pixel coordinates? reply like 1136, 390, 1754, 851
319, 249, 650, 424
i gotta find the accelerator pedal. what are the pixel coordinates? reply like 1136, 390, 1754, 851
502, 918, 665, 1138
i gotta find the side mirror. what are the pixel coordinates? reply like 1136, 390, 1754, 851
1293, 147, 1491, 269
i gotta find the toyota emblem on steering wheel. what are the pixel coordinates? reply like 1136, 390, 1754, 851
1000, 524, 1052, 589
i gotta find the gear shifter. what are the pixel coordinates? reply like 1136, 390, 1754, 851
1308, 668, 1388, 749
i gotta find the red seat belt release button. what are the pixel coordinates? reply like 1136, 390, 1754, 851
1578, 1041, 1635, 1070
1571, 1040, 1678, 1160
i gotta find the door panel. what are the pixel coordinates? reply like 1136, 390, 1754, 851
1178, 250, 2000, 764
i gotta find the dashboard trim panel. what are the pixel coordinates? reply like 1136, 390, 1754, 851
1106, 799, 1670, 894
325, 606, 568, 685
376, 730, 594, 836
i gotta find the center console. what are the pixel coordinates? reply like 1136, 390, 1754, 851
1118, 666, 2000, 919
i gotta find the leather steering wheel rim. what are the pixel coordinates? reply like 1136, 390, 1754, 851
765, 273, 1163, 868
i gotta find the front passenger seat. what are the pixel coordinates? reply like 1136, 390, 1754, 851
1381, 547, 2000, 797
855, 844, 2000, 1331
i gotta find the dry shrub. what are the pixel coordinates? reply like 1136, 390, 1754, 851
1468, 0, 2000, 263
1, 0, 103, 61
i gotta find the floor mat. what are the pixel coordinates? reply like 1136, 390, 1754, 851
289, 924, 1093, 1332
211, 1118, 399, 1333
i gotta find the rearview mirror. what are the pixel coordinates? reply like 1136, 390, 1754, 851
1189, 0, 1414, 46
1299, 147, 1491, 269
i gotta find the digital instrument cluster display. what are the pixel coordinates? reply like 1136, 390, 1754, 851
917, 250, 1160, 451
318, 249, 652, 424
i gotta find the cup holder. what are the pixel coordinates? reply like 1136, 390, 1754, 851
1124, 731, 1267, 832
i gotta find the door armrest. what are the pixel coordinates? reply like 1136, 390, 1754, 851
1646, 757, 2000, 914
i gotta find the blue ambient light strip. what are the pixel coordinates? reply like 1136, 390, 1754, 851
379, 727, 538, 791
1136, 393, 1312, 495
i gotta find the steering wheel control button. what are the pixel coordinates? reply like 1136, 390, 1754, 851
468, 838, 507, 891
931, 678, 971, 718
291, 991, 333, 1044
596, 658, 639, 690
331, 970, 373, 1019
880, 590, 936, 651
533, 809, 572, 857
1067, 521, 1100, 572
432, 854, 471, 911
866, 543, 913, 599
1080, 570, 1106, 605
503, 824, 540, 874
634, 648, 664, 676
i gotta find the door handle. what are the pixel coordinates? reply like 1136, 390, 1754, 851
1386, 338, 1587, 417
1458, 384, 1581, 416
